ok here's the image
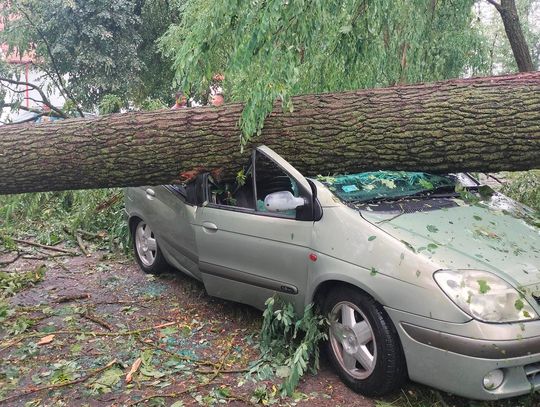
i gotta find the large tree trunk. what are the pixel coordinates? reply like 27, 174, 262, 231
490, 0, 535, 72
0, 72, 539, 195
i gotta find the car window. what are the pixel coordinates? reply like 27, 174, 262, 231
255, 151, 299, 218
207, 167, 255, 210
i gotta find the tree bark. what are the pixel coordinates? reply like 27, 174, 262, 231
489, 0, 535, 72
0, 72, 539, 195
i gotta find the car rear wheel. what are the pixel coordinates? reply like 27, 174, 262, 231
324, 286, 407, 397
132, 219, 168, 274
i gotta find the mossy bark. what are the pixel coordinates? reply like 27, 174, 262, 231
0, 72, 539, 194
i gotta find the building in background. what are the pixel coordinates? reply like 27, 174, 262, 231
0, 16, 64, 123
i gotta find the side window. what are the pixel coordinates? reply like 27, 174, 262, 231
255, 151, 299, 218
207, 167, 255, 210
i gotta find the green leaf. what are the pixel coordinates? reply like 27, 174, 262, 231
477, 280, 491, 294
276, 365, 291, 378
90, 366, 123, 393
426, 225, 439, 233
368, 235, 377, 241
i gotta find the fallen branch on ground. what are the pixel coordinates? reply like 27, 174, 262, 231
0, 359, 117, 405
83, 312, 113, 331
0, 321, 177, 352
55, 293, 91, 303
75, 233, 90, 256
12, 239, 78, 255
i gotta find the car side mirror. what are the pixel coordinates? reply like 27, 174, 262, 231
264, 191, 306, 212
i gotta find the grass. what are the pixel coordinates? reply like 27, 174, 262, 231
501, 170, 540, 212
0, 188, 128, 251
377, 384, 540, 407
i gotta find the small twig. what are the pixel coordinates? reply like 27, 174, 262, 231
0, 251, 24, 267
126, 380, 222, 407
55, 293, 91, 303
135, 336, 217, 368
95, 193, 122, 212
433, 390, 450, 407
194, 367, 248, 374
77, 229, 107, 240
12, 239, 78, 255
208, 345, 233, 382
75, 233, 90, 256
83, 312, 113, 331
0, 359, 117, 405
0, 322, 177, 352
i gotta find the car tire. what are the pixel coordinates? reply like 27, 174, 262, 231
131, 218, 168, 274
323, 286, 407, 397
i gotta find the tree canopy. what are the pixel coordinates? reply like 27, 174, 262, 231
0, 0, 181, 116
160, 0, 489, 146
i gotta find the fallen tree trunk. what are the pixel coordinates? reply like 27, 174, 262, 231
0, 72, 539, 195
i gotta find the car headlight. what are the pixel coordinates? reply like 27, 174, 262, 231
434, 270, 537, 323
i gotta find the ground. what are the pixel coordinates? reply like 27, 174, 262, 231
1, 242, 538, 407
0, 245, 375, 407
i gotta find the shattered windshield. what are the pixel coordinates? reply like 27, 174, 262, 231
318, 171, 457, 203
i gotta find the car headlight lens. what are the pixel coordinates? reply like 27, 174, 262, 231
434, 270, 537, 323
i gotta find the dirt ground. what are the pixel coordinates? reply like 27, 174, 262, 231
0, 246, 377, 407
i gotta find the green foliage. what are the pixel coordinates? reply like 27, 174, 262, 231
0, 265, 46, 299
0, 189, 128, 251
478, 0, 540, 73
501, 170, 540, 211
160, 0, 488, 145
251, 296, 328, 396
1, 0, 143, 109
0, 0, 181, 112
99, 95, 125, 115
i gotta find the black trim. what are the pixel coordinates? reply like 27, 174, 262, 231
402, 322, 540, 359
200, 261, 298, 294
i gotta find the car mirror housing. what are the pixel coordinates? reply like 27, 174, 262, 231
264, 191, 306, 212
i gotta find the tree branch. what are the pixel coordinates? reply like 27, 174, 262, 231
18, 7, 85, 117
0, 75, 67, 118
486, 0, 502, 12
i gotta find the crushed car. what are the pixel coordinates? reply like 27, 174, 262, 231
124, 145, 540, 400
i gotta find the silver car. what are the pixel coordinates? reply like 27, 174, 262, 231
124, 145, 540, 400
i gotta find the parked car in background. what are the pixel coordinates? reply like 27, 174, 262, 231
124, 145, 540, 400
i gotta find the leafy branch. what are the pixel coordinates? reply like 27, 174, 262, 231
249, 296, 328, 396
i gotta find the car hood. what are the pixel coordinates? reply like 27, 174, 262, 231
361, 200, 540, 288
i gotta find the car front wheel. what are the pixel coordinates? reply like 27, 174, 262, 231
132, 219, 168, 274
324, 286, 407, 397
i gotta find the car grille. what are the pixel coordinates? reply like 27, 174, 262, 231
525, 362, 540, 386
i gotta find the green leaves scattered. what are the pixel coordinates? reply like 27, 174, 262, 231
426, 225, 439, 233
90, 366, 124, 394
0, 265, 46, 299
477, 280, 491, 294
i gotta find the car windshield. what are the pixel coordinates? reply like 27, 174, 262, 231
318, 171, 458, 203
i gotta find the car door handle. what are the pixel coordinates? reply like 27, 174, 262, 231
202, 222, 218, 232
145, 188, 155, 198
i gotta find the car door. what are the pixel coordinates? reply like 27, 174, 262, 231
193, 146, 316, 310
132, 185, 201, 279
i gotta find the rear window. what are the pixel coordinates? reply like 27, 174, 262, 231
318, 171, 455, 203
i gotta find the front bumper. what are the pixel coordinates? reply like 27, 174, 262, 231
388, 308, 540, 400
